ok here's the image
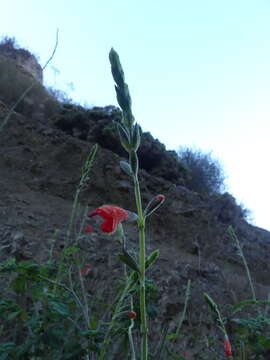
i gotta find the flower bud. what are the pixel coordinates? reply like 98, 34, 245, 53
144, 194, 165, 217
109, 48, 125, 87
127, 311, 137, 319
224, 335, 232, 357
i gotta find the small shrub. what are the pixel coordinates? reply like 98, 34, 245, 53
238, 202, 253, 223
47, 87, 74, 105
52, 103, 91, 140
178, 147, 226, 195
0, 36, 34, 60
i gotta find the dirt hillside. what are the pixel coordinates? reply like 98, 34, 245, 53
1, 54, 270, 359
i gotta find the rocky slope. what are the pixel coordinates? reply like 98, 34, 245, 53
1, 55, 270, 359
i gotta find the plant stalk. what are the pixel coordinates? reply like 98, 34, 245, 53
98, 275, 133, 360
134, 176, 148, 360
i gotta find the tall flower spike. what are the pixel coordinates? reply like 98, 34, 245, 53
109, 48, 125, 87
109, 48, 134, 129
88, 205, 128, 234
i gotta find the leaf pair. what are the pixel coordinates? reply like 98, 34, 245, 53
118, 249, 160, 274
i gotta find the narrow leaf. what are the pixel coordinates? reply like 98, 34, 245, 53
145, 249, 160, 270
120, 161, 133, 177
231, 299, 270, 313
118, 250, 140, 273
204, 293, 219, 316
117, 123, 131, 152
131, 123, 141, 151
129, 150, 138, 177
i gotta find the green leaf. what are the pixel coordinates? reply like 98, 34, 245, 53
17, 261, 40, 276
49, 300, 70, 316
231, 299, 270, 313
118, 250, 140, 273
120, 161, 133, 177
129, 150, 138, 177
0, 258, 17, 272
0, 342, 16, 360
80, 143, 98, 182
145, 249, 160, 270
63, 247, 80, 256
166, 332, 183, 341
204, 293, 219, 316
84, 143, 98, 170
117, 123, 131, 152
11, 275, 27, 293
258, 336, 270, 349
7, 311, 22, 321
0, 300, 23, 318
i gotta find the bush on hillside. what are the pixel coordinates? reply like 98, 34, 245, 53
0, 36, 34, 60
47, 87, 74, 105
178, 147, 226, 195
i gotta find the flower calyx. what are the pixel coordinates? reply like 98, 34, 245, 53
143, 194, 165, 218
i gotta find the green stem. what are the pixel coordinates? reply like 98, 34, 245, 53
54, 144, 98, 290
119, 224, 136, 358
98, 276, 133, 360
134, 176, 148, 360
176, 279, 191, 336
128, 296, 136, 360
228, 227, 256, 302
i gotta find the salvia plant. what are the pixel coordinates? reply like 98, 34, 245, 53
95, 48, 166, 360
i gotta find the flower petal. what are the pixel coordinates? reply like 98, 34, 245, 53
85, 224, 94, 233
88, 205, 128, 234
100, 217, 115, 233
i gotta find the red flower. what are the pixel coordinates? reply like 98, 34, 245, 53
224, 335, 232, 357
85, 224, 94, 233
127, 311, 137, 319
80, 264, 93, 276
88, 205, 128, 234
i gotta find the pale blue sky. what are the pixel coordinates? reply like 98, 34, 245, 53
2, 1, 270, 230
